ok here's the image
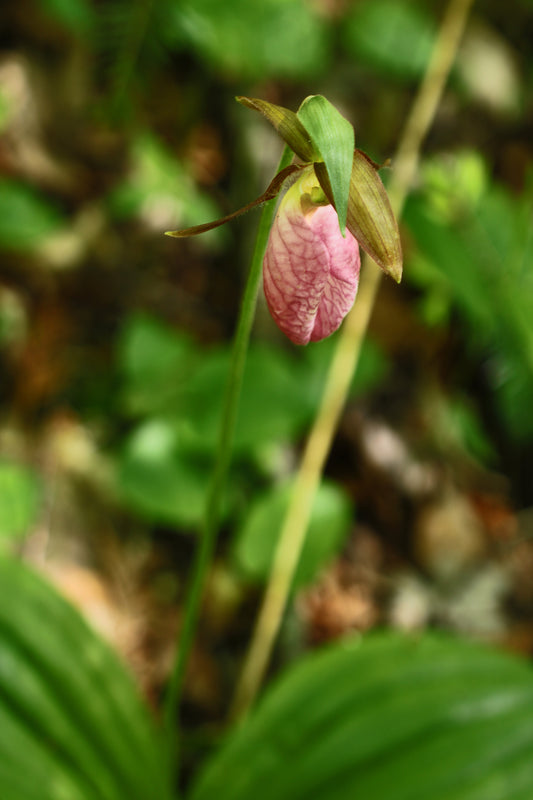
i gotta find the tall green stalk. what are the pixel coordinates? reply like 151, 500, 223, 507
163, 145, 293, 774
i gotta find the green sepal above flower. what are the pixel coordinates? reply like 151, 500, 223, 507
297, 95, 354, 237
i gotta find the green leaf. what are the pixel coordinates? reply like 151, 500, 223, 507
38, 0, 95, 35
493, 350, 533, 440
164, 0, 330, 79
191, 632, 533, 800
233, 481, 352, 587
297, 95, 354, 235
117, 313, 197, 416
181, 343, 315, 454
233, 345, 315, 451
0, 463, 41, 545
343, 0, 435, 81
118, 418, 211, 529
0, 556, 172, 800
0, 180, 64, 251
108, 133, 221, 240
404, 158, 533, 440
0, 88, 11, 133
437, 395, 497, 465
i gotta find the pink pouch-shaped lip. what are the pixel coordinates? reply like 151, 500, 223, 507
263, 176, 361, 345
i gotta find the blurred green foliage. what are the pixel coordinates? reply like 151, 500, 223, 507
0, 463, 40, 545
108, 134, 222, 238
39, 0, 95, 36
116, 313, 386, 530
4, 558, 533, 800
191, 632, 533, 800
342, 0, 435, 81
0, 556, 172, 800
0, 89, 10, 133
0, 181, 65, 251
405, 152, 533, 440
163, 0, 330, 79
233, 480, 352, 588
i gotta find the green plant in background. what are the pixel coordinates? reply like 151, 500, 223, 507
163, 0, 330, 79
2, 560, 533, 800
0, 557, 173, 800
190, 633, 533, 800
0, 463, 40, 547
39, 0, 331, 113
233, 479, 352, 589
405, 151, 533, 442
342, 0, 436, 81
108, 134, 222, 238
116, 312, 387, 530
0, 181, 65, 252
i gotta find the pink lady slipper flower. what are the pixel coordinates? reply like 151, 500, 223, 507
263, 168, 360, 345
167, 95, 402, 344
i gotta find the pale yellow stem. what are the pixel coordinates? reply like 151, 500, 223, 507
230, 0, 477, 722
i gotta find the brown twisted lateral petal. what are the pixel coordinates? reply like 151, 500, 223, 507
165, 163, 307, 238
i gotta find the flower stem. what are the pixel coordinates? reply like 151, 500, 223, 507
228, 255, 382, 722
163, 145, 293, 775
229, 0, 477, 722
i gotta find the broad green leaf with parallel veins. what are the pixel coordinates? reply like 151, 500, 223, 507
0, 556, 172, 800
297, 95, 354, 236
191, 632, 533, 800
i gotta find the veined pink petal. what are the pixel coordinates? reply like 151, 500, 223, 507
263, 179, 360, 345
